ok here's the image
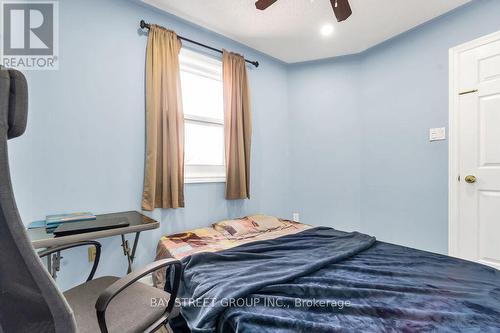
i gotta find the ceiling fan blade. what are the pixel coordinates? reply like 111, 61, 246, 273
330, 0, 352, 22
255, 0, 279, 10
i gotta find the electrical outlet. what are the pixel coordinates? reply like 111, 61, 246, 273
88, 246, 96, 262
293, 213, 300, 222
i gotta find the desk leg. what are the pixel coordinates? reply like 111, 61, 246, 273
46, 251, 62, 280
121, 232, 141, 274
47, 255, 52, 277
130, 232, 141, 264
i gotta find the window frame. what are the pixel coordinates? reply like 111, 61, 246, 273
180, 49, 226, 184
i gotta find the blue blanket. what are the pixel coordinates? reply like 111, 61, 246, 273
175, 227, 500, 333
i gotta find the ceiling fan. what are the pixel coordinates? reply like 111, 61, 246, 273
255, 0, 352, 22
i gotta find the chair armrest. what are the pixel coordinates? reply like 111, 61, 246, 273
95, 258, 182, 333
38, 241, 102, 282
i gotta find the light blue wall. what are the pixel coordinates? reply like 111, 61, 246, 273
289, 0, 500, 254
7, 0, 291, 290
288, 56, 362, 232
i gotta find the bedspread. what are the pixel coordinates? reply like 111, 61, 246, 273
174, 227, 500, 333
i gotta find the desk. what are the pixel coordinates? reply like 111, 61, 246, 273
27, 211, 159, 279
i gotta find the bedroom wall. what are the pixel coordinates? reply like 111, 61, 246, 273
288, 56, 362, 232
289, 0, 500, 254
7, 0, 291, 291
358, 0, 500, 253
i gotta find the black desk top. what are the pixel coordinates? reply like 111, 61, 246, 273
27, 211, 159, 249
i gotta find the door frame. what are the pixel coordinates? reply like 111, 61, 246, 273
448, 30, 500, 257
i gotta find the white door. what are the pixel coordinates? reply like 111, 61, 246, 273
451, 33, 500, 270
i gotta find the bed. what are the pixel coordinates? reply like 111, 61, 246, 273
155, 216, 500, 333
153, 215, 311, 288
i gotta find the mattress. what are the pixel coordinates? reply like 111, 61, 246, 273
153, 219, 311, 288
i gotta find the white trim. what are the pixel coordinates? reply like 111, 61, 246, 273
448, 29, 500, 257
448, 47, 459, 257
185, 164, 225, 183
185, 114, 223, 125
185, 177, 226, 184
449, 30, 500, 54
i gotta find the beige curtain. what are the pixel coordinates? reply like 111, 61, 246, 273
142, 25, 184, 210
222, 50, 252, 200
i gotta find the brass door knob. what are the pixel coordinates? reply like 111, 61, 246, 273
465, 175, 477, 184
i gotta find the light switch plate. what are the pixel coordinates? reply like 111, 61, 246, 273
429, 127, 446, 141
292, 213, 300, 222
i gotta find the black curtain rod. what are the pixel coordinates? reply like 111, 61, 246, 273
140, 20, 259, 68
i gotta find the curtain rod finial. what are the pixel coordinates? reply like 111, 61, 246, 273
248, 61, 259, 68
140, 20, 148, 30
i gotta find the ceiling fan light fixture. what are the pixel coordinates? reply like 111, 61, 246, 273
331, 0, 352, 22
320, 24, 334, 37
257, 0, 352, 23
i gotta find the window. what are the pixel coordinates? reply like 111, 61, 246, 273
180, 49, 225, 183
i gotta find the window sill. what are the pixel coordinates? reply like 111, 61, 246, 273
185, 177, 226, 184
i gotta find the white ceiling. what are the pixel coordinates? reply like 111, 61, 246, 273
142, 0, 471, 63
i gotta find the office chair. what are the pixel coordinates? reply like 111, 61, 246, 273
0, 67, 181, 333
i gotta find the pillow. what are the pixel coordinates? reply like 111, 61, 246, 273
248, 214, 285, 232
213, 215, 286, 239
213, 217, 259, 238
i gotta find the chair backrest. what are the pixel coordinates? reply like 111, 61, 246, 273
0, 67, 77, 333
